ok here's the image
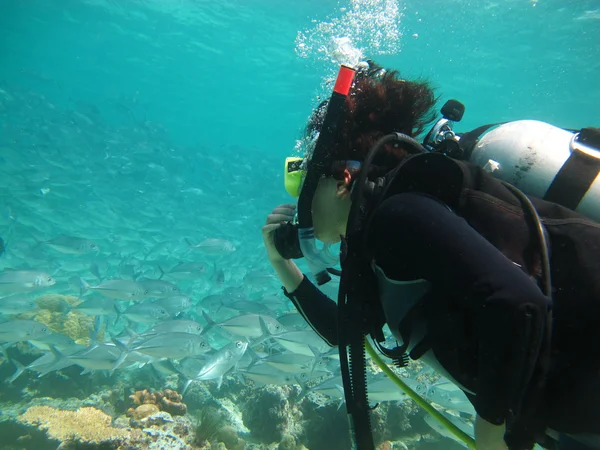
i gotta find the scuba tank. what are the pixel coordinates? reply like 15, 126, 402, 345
471, 121, 600, 222
425, 101, 600, 222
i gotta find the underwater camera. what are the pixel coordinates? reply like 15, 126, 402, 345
273, 221, 304, 260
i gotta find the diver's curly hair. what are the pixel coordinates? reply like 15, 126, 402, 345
305, 61, 438, 173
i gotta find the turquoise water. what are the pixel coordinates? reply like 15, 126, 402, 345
0, 0, 599, 449
2, 0, 598, 151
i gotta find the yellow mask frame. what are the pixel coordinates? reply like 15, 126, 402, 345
284, 157, 305, 197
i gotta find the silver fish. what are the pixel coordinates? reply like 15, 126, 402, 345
243, 270, 277, 288
261, 294, 288, 310
0, 294, 37, 315
175, 357, 209, 379
222, 286, 246, 302
185, 238, 236, 254
89, 260, 108, 280
150, 359, 181, 376
273, 330, 332, 356
125, 332, 211, 359
240, 363, 300, 387
305, 374, 345, 399
29, 332, 76, 351
9, 343, 84, 382
425, 382, 476, 416
200, 294, 226, 310
263, 352, 329, 374
424, 410, 473, 447
367, 375, 426, 403
0, 270, 55, 295
79, 278, 148, 301
39, 235, 99, 254
159, 262, 207, 281
73, 297, 117, 316
143, 240, 172, 261
225, 301, 272, 315
62, 344, 150, 374
137, 279, 181, 298
203, 312, 285, 339
185, 340, 248, 390
143, 320, 203, 336
0, 319, 52, 342
64, 344, 121, 372
276, 312, 308, 330
152, 295, 192, 316
116, 303, 171, 324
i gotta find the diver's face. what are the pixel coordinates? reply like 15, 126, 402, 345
311, 177, 350, 244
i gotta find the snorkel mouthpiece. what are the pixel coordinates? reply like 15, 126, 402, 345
296, 65, 357, 285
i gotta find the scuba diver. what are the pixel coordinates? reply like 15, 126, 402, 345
262, 61, 600, 450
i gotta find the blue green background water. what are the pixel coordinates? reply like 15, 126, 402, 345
2, 0, 598, 245
2, 0, 598, 152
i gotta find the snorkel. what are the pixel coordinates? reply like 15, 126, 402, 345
280, 65, 357, 286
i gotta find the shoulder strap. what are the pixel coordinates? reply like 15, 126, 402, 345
383, 153, 467, 208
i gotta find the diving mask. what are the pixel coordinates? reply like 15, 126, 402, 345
283, 158, 362, 198
276, 64, 357, 285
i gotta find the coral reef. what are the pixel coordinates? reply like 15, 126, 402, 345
144, 425, 190, 450
18, 405, 144, 447
193, 406, 226, 446
180, 377, 214, 410
277, 434, 297, 450
300, 401, 352, 450
137, 414, 196, 450
216, 425, 245, 450
34, 294, 79, 312
11, 400, 202, 450
383, 401, 422, 441
2, 344, 448, 450
128, 388, 188, 416
129, 404, 160, 421
32, 294, 98, 345
240, 384, 305, 444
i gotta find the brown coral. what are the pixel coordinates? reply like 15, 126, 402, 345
129, 389, 157, 406
126, 404, 160, 421
160, 389, 187, 416
129, 388, 187, 416
32, 294, 101, 345
18, 405, 143, 445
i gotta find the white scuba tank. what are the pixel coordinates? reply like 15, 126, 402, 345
467, 120, 600, 222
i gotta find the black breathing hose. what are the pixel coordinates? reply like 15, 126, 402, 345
501, 182, 552, 299
339, 132, 427, 450
348, 133, 427, 233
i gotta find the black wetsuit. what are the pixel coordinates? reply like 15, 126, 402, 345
283, 154, 600, 450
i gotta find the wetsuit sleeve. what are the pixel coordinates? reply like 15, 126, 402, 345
368, 192, 550, 425
282, 275, 338, 346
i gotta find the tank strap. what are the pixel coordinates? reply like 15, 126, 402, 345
544, 127, 600, 210
458, 123, 505, 160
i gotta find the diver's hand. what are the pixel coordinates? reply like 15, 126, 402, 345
262, 204, 296, 263
475, 415, 508, 450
